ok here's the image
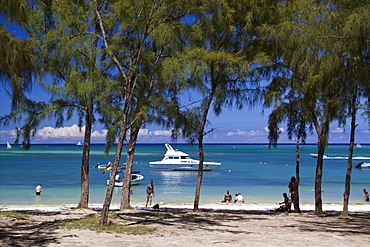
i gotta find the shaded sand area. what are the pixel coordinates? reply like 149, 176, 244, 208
1, 203, 369, 247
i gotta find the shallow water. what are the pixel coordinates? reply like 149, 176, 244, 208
0, 143, 369, 206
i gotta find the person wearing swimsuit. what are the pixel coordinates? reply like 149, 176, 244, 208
146, 180, 154, 207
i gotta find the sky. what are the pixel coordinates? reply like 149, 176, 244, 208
1, 82, 369, 145
1, 20, 369, 145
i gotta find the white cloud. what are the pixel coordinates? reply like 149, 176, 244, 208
226, 129, 265, 137
149, 130, 172, 136
32, 125, 107, 142
264, 127, 285, 133
37, 124, 84, 139
332, 128, 345, 133
138, 128, 150, 136
138, 129, 172, 136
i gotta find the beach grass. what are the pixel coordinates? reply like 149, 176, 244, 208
0, 211, 30, 220
62, 214, 157, 235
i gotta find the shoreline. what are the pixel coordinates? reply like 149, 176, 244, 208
1, 202, 369, 213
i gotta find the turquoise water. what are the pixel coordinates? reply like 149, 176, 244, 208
0, 143, 369, 206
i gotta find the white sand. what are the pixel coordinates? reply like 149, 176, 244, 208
1, 202, 369, 212
1, 202, 369, 247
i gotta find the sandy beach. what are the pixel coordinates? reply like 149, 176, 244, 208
1, 202, 369, 247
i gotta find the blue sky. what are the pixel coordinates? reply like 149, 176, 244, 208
1, 21, 369, 145
1, 82, 369, 145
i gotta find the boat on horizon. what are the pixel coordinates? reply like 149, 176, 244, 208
76, 141, 83, 146
6, 141, 12, 149
310, 153, 329, 159
310, 153, 370, 160
149, 143, 221, 171
355, 162, 370, 169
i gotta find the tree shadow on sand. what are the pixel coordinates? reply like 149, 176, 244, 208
1, 208, 369, 246
0, 210, 92, 247
0, 217, 61, 247
115, 208, 370, 236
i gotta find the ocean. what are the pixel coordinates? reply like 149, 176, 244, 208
0, 143, 369, 206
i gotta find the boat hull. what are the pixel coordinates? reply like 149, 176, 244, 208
107, 174, 144, 186
149, 162, 221, 171
149, 144, 221, 171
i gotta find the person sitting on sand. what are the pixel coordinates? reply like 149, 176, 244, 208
364, 191, 369, 202
221, 190, 232, 203
234, 193, 244, 203
279, 193, 291, 211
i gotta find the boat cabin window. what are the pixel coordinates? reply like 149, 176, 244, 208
181, 156, 190, 159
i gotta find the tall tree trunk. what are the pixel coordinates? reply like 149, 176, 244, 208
193, 93, 213, 212
315, 138, 325, 215
312, 113, 329, 215
193, 138, 205, 212
77, 104, 93, 209
100, 116, 128, 226
294, 129, 302, 213
343, 94, 357, 216
120, 126, 140, 210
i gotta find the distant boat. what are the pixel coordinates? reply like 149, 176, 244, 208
6, 141, 12, 149
355, 162, 370, 169
310, 153, 329, 159
76, 142, 83, 146
356, 143, 362, 148
149, 143, 221, 171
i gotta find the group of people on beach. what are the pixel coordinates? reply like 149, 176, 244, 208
220, 176, 299, 209
275, 176, 298, 212
221, 190, 245, 203
33, 177, 368, 207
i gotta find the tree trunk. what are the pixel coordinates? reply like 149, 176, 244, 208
342, 94, 357, 216
193, 91, 213, 212
100, 120, 127, 226
193, 139, 204, 212
77, 105, 93, 209
120, 126, 140, 210
314, 139, 325, 215
294, 132, 301, 213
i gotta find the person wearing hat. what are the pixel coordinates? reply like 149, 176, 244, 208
234, 193, 244, 203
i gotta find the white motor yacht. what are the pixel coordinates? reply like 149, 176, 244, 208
149, 143, 221, 171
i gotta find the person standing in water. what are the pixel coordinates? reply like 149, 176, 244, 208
35, 184, 42, 195
146, 180, 154, 207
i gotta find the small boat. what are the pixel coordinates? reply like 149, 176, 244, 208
149, 143, 221, 171
310, 153, 329, 159
76, 142, 83, 146
107, 172, 144, 186
356, 143, 362, 148
94, 162, 136, 170
355, 162, 370, 169
6, 141, 12, 149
